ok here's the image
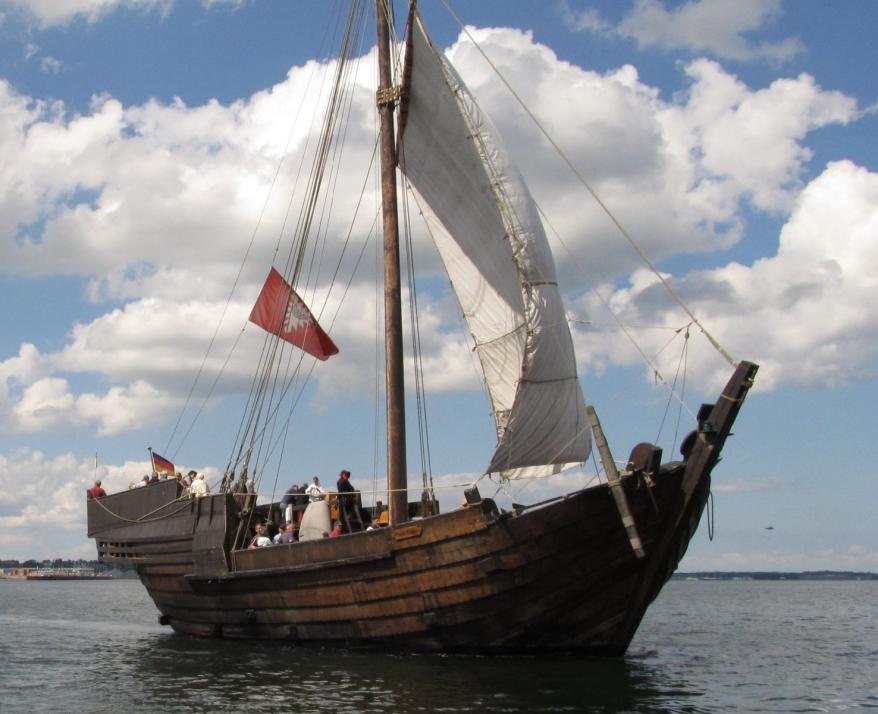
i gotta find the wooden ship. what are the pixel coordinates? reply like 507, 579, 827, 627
87, 0, 757, 656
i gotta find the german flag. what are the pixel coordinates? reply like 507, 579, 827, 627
151, 450, 175, 475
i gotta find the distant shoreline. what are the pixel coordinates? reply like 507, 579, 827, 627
3, 561, 875, 582
673, 571, 877, 581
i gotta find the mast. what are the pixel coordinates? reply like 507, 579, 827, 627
376, 0, 408, 525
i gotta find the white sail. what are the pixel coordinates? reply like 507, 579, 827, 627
399, 14, 591, 477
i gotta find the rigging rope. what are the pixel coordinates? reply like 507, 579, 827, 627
398, 163, 436, 497
232, 1, 370, 499
541, 203, 697, 424
161, 5, 354, 462
655, 325, 691, 446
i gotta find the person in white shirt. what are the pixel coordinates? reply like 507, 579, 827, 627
248, 522, 272, 548
190, 473, 210, 498
305, 476, 326, 502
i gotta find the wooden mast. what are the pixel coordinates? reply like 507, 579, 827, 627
375, 0, 408, 525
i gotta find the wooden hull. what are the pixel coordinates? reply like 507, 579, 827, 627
87, 362, 757, 655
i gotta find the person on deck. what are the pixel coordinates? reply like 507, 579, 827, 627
274, 522, 297, 545
190, 473, 210, 498
329, 522, 344, 537
281, 484, 302, 524
305, 476, 326, 502
86, 480, 107, 500
294, 484, 309, 511
248, 522, 272, 548
336, 469, 358, 532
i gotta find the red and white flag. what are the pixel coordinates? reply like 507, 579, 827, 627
249, 268, 339, 361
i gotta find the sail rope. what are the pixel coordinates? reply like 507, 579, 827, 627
242, 3, 373, 487
232, 1, 371, 504
654, 325, 691, 452
221, 192, 384, 495
216, 0, 422, 516
436, 0, 736, 370
158, 7, 358, 463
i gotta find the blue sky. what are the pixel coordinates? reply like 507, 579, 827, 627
0, 0, 875, 571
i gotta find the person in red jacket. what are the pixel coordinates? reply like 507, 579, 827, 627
87, 480, 107, 500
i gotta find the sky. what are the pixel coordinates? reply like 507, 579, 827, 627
0, 0, 875, 571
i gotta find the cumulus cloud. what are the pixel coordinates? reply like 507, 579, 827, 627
670, 60, 855, 213
0, 448, 222, 559
0, 20, 870, 444
0, 0, 174, 28
443, 27, 865, 392
0, 450, 106, 558
447, 29, 856, 272
0, 0, 249, 28
3, 374, 182, 436
572, 160, 878, 390
562, 0, 804, 63
39, 56, 62, 74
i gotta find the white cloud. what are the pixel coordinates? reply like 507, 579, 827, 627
443, 27, 864, 392
39, 56, 62, 74
75, 380, 177, 435
672, 59, 856, 213
0, 448, 223, 559
12, 377, 76, 431
1, 0, 173, 28
558, 3, 609, 34
201, 0, 248, 8
3, 374, 181, 436
0, 449, 109, 559
563, 0, 804, 63
0, 21, 869, 443
572, 160, 878, 391
447, 29, 856, 277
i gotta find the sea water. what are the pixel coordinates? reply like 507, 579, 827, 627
0, 579, 875, 713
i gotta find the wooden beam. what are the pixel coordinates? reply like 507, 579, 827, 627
587, 406, 646, 559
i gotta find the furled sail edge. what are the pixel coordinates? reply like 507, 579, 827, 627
399, 10, 591, 478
